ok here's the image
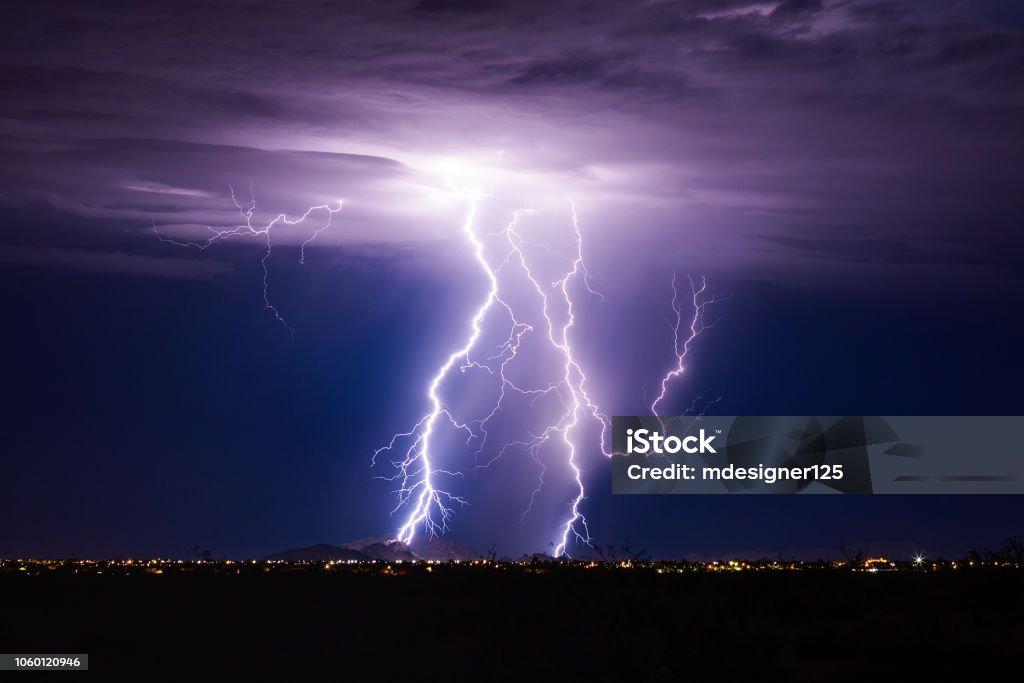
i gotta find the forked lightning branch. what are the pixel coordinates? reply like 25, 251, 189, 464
156, 161, 720, 556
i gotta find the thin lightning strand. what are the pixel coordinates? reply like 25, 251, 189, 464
504, 199, 611, 557
154, 184, 343, 336
650, 274, 722, 417
552, 200, 612, 557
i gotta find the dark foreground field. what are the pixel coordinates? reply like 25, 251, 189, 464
3, 564, 1022, 680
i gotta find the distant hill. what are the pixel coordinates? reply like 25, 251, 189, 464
357, 540, 420, 562
342, 535, 480, 561
268, 536, 481, 562
264, 544, 370, 562
410, 536, 481, 562
516, 553, 558, 563
340, 536, 392, 552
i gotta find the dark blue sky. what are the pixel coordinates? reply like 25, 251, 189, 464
2, 0, 1023, 559
4, 240, 1022, 559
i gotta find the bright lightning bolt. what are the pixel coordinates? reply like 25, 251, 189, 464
153, 184, 343, 337
503, 200, 611, 557
373, 192, 492, 544
375, 179, 614, 555
375, 173, 722, 557
650, 274, 723, 417
149, 165, 721, 560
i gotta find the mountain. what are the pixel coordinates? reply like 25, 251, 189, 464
342, 536, 479, 561
516, 553, 558, 563
358, 540, 420, 562
264, 544, 370, 562
268, 536, 481, 563
340, 536, 393, 551
409, 536, 481, 562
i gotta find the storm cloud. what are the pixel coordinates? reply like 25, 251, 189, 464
1, 0, 1022, 283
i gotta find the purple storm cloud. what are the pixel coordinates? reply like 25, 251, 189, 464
0, 0, 1021, 287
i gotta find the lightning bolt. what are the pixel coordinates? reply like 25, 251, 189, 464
372, 191, 494, 544
376, 187, 614, 556
153, 184, 343, 336
503, 200, 611, 557
376, 179, 724, 558
650, 274, 723, 417
149, 168, 720, 559
372, 159, 522, 547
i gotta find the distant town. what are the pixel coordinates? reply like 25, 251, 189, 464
3, 554, 1020, 577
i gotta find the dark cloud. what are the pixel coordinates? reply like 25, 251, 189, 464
508, 52, 628, 86
771, 0, 825, 20
0, 0, 1021, 286
847, 1, 912, 23
0, 245, 233, 280
412, 0, 504, 15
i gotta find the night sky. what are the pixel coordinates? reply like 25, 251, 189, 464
3, 0, 1023, 560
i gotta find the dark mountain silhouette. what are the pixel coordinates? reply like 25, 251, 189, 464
264, 544, 370, 562
268, 536, 481, 562
516, 553, 558, 563
409, 536, 481, 561
357, 540, 419, 562
342, 535, 480, 561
